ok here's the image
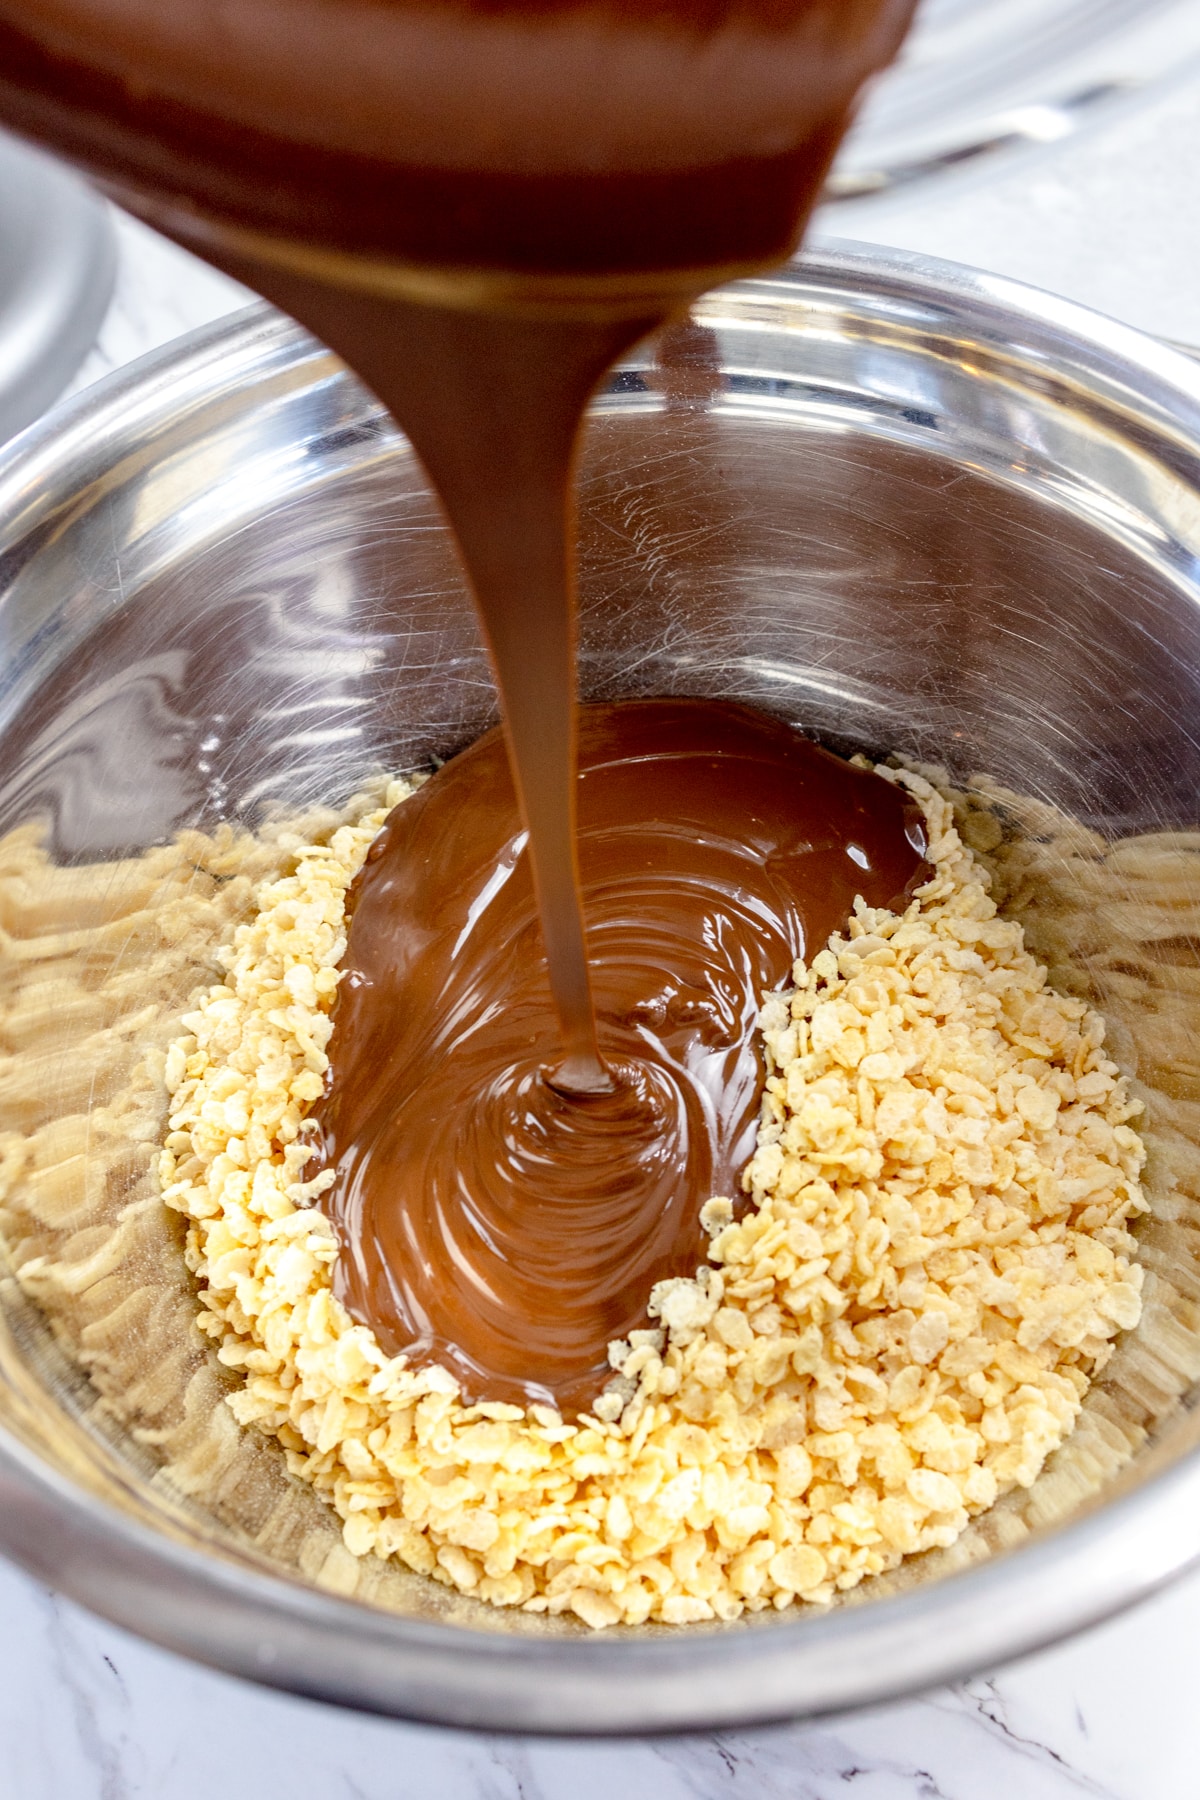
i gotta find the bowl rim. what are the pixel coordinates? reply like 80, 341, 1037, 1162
2, 239, 1200, 1733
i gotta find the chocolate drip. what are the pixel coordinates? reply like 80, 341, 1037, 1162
0, 0, 925, 1415
316, 700, 928, 1412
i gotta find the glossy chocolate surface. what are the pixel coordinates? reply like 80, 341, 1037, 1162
0, 0, 922, 1413
316, 699, 928, 1410
0, 1, 915, 271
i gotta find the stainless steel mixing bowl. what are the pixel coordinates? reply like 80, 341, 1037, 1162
1, 243, 1200, 1733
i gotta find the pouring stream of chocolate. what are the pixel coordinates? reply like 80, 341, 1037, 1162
0, 0, 924, 1406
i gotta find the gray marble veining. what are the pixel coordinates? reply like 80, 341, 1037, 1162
4, 1551, 1198, 1799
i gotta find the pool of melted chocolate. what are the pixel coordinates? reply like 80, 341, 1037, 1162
316, 699, 929, 1412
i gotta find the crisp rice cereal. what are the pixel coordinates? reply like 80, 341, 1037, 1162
157, 765, 1147, 1627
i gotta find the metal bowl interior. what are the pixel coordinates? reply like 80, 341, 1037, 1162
1, 245, 1200, 1732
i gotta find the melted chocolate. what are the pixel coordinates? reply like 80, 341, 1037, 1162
0, 0, 926, 1413
316, 700, 928, 1411
0, 0, 920, 1093
0, 2, 916, 274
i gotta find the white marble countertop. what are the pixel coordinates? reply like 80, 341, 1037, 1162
9, 60, 1200, 1800
2, 1540, 1199, 1800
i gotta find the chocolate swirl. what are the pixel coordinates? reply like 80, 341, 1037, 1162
316, 699, 929, 1412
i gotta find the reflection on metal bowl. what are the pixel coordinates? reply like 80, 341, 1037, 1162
1, 244, 1200, 1732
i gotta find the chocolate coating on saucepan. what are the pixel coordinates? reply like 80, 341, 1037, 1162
315, 699, 929, 1412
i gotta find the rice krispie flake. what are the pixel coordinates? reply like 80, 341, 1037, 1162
157, 766, 1147, 1628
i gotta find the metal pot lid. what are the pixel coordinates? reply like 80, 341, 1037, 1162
831, 0, 1200, 204
0, 131, 116, 445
